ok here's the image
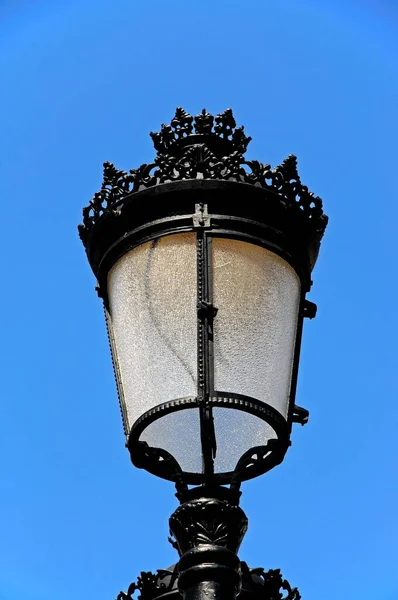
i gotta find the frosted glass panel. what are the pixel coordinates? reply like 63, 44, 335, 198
212, 408, 277, 474
141, 409, 202, 474
107, 233, 197, 431
213, 239, 300, 417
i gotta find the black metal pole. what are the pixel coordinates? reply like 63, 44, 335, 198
169, 488, 248, 600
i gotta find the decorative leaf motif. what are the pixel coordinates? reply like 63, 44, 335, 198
171, 107, 193, 139
194, 519, 229, 545
232, 125, 252, 153
214, 108, 236, 138
194, 109, 214, 134
169, 497, 248, 557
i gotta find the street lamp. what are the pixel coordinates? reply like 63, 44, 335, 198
79, 107, 327, 600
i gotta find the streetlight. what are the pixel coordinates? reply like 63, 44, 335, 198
79, 107, 327, 600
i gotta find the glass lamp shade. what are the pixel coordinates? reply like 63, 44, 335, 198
106, 232, 301, 484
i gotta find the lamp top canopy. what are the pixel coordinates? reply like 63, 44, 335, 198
78, 107, 328, 252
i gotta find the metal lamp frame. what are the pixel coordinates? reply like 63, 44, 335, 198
81, 175, 323, 491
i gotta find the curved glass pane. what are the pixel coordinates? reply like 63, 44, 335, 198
141, 409, 202, 474
107, 233, 197, 431
212, 239, 300, 418
212, 407, 277, 473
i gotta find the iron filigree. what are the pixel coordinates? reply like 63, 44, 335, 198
242, 564, 301, 600
116, 564, 301, 600
116, 568, 178, 600
78, 107, 327, 246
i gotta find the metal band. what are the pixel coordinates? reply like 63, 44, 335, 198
127, 393, 289, 485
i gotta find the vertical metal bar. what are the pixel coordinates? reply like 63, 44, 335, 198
197, 229, 207, 400
286, 289, 306, 432
196, 206, 216, 484
206, 235, 215, 395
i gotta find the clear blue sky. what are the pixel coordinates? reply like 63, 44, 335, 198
1, 1, 397, 599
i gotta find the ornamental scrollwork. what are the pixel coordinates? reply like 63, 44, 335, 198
116, 563, 301, 600
242, 563, 301, 600
79, 107, 327, 246
116, 567, 178, 600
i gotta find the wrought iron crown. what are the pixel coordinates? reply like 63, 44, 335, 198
78, 107, 327, 246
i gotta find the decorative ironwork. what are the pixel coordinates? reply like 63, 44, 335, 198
133, 441, 187, 495
169, 497, 248, 556
116, 567, 178, 600
230, 439, 286, 491
242, 564, 301, 600
149, 107, 250, 153
116, 563, 301, 600
78, 107, 327, 245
